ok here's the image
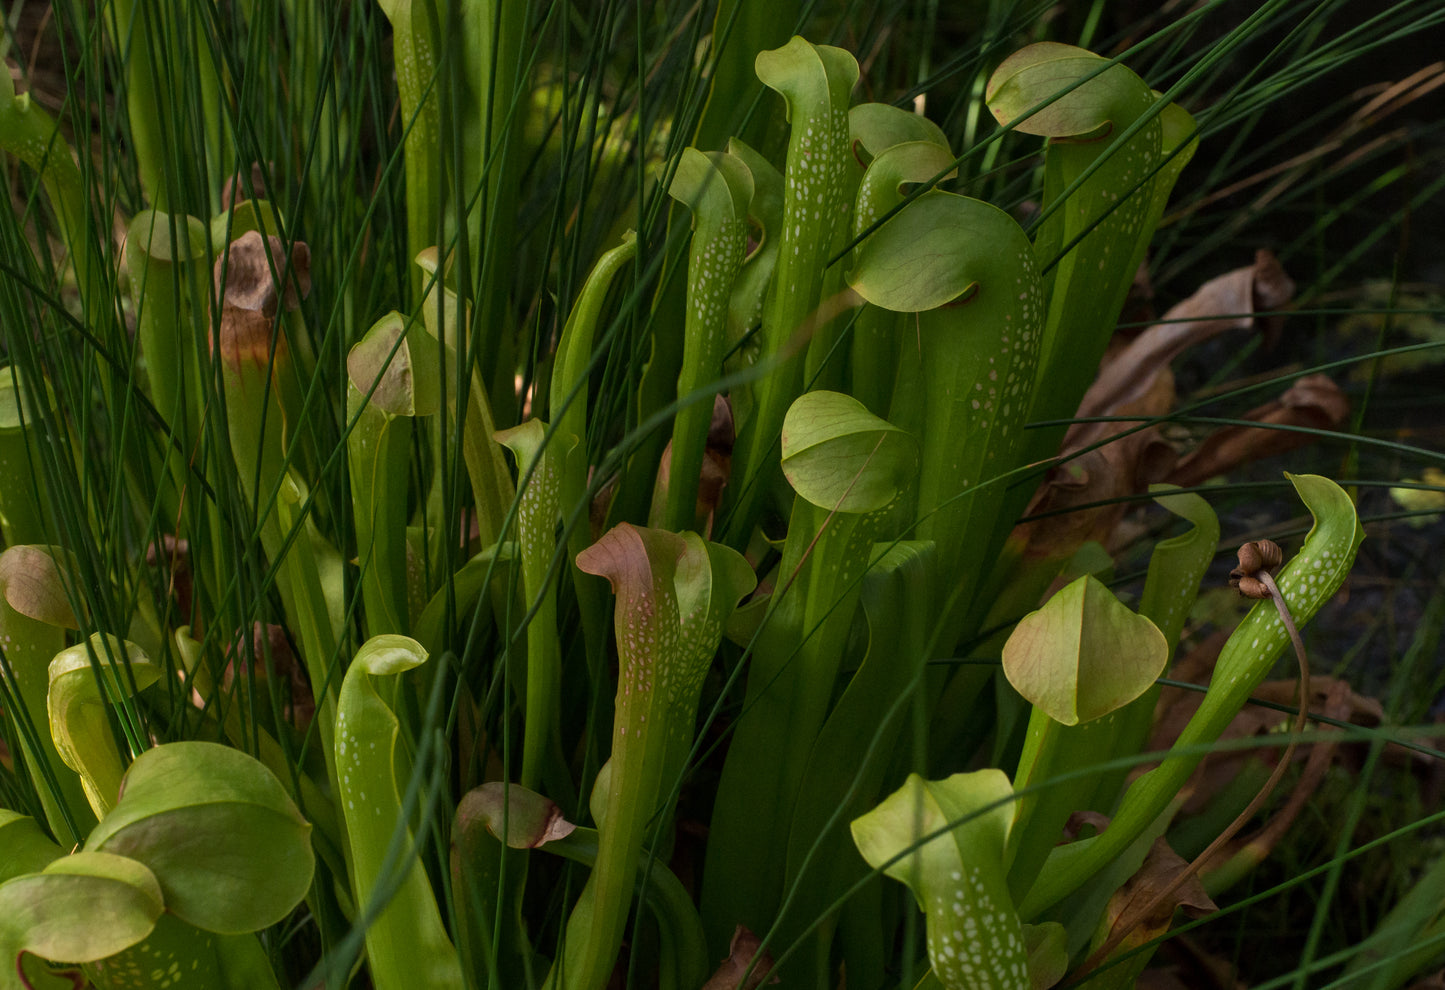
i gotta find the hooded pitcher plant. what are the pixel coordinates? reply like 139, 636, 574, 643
844, 103, 952, 418
851, 771, 1066, 990
0, 368, 54, 548
0, 741, 313, 990
348, 311, 441, 637
657, 148, 753, 534
1, 849, 164, 988
838, 134, 1049, 858
0, 70, 107, 317
1002, 489, 1219, 906
0, 545, 92, 842
415, 247, 516, 563
1000, 574, 1169, 902
335, 634, 464, 990
777, 538, 938, 988
47, 634, 161, 820
125, 211, 210, 491
451, 783, 709, 990
214, 229, 313, 508
847, 479, 1355, 988
0, 11, 1410, 990
723, 37, 859, 544
703, 390, 917, 951
548, 523, 754, 990
549, 232, 638, 658
376, 0, 441, 305
494, 418, 577, 795
1102, 488, 1222, 801
984, 43, 1198, 463
382, 0, 529, 408
213, 231, 345, 720
1020, 475, 1364, 919
847, 141, 1045, 637
81, 742, 315, 936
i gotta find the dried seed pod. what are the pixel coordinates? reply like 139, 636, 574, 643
1229, 539, 1284, 599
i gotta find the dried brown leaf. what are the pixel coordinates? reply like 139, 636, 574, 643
1078, 836, 1220, 987
1014, 366, 1177, 560
1105, 836, 1218, 947
701, 926, 779, 990
1074, 251, 1294, 431
1010, 254, 1298, 564
1168, 374, 1349, 487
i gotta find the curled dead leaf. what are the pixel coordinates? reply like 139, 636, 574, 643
701, 926, 779, 990
1168, 374, 1350, 488
1026, 430, 1177, 555
1105, 835, 1218, 945
1075, 832, 1220, 988
1014, 366, 1177, 560
1015, 252, 1306, 564
1075, 250, 1295, 428
1063, 809, 1112, 842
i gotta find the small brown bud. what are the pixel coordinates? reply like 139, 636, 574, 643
1229, 539, 1283, 600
